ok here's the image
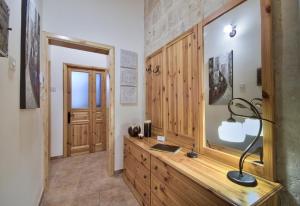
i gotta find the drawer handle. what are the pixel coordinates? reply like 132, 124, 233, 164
144, 175, 147, 179
154, 166, 158, 170
154, 186, 158, 190
143, 193, 147, 197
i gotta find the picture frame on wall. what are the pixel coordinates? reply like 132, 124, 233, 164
0, 0, 9, 57
20, 0, 41, 109
209, 50, 233, 105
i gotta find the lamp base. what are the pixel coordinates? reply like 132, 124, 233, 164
227, 171, 257, 187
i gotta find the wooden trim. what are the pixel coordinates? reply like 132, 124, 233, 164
146, 47, 163, 61
202, 0, 246, 26
46, 32, 111, 55
260, 0, 275, 181
42, 32, 116, 189
198, 0, 275, 180
64, 63, 107, 71
63, 64, 68, 157
165, 27, 195, 48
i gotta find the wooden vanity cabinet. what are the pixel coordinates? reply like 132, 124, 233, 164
145, 51, 164, 136
123, 137, 281, 206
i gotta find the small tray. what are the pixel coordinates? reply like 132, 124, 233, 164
150, 143, 181, 153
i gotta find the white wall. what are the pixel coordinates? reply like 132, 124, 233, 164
43, 0, 144, 170
203, 0, 262, 146
0, 0, 44, 206
49, 46, 108, 157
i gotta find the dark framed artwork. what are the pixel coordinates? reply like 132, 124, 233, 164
209, 50, 233, 105
0, 0, 9, 57
20, 0, 40, 109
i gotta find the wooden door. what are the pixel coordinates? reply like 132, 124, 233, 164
92, 71, 106, 152
165, 28, 199, 148
67, 66, 106, 156
145, 51, 163, 135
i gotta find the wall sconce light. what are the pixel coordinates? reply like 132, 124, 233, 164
223, 24, 237, 38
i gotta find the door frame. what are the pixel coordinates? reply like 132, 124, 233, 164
63, 63, 107, 157
41, 32, 115, 188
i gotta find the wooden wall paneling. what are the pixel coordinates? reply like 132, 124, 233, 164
164, 27, 199, 150
166, 43, 177, 135
146, 50, 164, 136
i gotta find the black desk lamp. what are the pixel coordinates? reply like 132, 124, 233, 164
225, 98, 274, 187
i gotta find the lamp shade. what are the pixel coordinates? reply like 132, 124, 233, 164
243, 119, 263, 136
218, 121, 246, 143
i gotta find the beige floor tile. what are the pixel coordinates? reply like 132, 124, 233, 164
42, 152, 138, 206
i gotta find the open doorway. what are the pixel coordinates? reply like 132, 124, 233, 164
41, 32, 115, 188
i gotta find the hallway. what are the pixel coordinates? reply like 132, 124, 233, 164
41, 152, 138, 206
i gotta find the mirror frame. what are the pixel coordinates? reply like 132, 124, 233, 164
198, 0, 275, 181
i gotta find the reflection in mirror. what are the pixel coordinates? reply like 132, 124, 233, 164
203, 0, 263, 163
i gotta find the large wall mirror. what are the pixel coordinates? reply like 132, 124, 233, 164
202, 0, 270, 169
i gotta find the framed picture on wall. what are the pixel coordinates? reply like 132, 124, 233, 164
20, 0, 41, 109
0, 0, 9, 57
209, 50, 233, 105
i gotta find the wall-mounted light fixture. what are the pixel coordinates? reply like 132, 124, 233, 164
223, 24, 237, 38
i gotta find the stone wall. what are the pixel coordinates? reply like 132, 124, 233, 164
273, 0, 300, 205
145, 0, 300, 205
145, 0, 230, 56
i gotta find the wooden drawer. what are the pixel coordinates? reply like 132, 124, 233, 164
135, 179, 150, 206
151, 156, 229, 206
124, 149, 150, 186
136, 161, 150, 187
124, 153, 137, 185
151, 193, 165, 206
151, 174, 183, 206
125, 139, 150, 169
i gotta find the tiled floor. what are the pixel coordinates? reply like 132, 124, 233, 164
41, 152, 139, 206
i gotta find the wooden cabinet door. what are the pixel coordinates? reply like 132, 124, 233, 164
165, 28, 199, 147
151, 52, 163, 133
145, 51, 164, 135
145, 59, 152, 121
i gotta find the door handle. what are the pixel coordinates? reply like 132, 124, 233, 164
68, 112, 71, 124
